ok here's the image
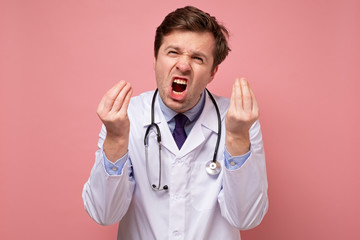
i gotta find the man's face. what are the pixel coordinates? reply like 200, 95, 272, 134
154, 30, 218, 113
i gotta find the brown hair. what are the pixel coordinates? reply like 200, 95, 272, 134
154, 6, 231, 70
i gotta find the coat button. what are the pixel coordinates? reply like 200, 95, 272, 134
173, 231, 182, 238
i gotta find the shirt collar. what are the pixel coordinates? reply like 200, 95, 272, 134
158, 90, 206, 123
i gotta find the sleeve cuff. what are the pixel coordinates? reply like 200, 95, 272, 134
102, 150, 128, 175
223, 148, 251, 170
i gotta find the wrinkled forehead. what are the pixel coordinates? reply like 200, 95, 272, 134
160, 30, 215, 56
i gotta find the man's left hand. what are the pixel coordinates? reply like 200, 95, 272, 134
225, 78, 260, 156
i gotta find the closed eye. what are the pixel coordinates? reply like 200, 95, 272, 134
193, 56, 204, 63
168, 50, 178, 55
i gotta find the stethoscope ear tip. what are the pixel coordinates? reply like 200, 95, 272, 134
205, 160, 221, 175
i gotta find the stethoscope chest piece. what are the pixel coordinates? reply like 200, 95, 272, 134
205, 160, 222, 175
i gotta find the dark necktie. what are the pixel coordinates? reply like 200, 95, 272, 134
173, 114, 188, 149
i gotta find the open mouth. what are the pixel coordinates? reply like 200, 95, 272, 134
172, 79, 187, 94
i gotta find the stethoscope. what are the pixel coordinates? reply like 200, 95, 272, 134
144, 89, 222, 191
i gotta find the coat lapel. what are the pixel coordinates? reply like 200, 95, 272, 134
180, 92, 219, 156
142, 91, 179, 154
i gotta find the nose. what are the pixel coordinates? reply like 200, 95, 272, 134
176, 56, 191, 74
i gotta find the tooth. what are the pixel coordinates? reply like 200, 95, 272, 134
174, 79, 187, 85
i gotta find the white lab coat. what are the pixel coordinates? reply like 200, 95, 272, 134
83, 90, 268, 240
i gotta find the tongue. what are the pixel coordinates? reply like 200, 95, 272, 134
172, 82, 186, 93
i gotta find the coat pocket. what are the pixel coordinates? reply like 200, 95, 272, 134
190, 161, 223, 211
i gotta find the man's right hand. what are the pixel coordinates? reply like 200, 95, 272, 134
97, 81, 133, 162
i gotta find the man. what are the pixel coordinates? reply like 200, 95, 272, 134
83, 6, 268, 240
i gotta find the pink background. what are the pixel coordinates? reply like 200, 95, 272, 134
1, 0, 359, 239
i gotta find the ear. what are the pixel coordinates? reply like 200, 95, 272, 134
208, 66, 219, 83
153, 56, 156, 70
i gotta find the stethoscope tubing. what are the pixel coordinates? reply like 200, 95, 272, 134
144, 88, 222, 191
205, 88, 221, 165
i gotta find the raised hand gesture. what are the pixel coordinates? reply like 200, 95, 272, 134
97, 81, 133, 162
225, 78, 259, 156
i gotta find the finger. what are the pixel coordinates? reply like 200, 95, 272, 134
99, 81, 126, 113
111, 82, 131, 112
240, 78, 252, 112
249, 87, 260, 116
228, 79, 237, 112
118, 86, 133, 116
234, 78, 243, 111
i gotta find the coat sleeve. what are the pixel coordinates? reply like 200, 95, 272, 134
82, 125, 135, 225
218, 120, 269, 230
